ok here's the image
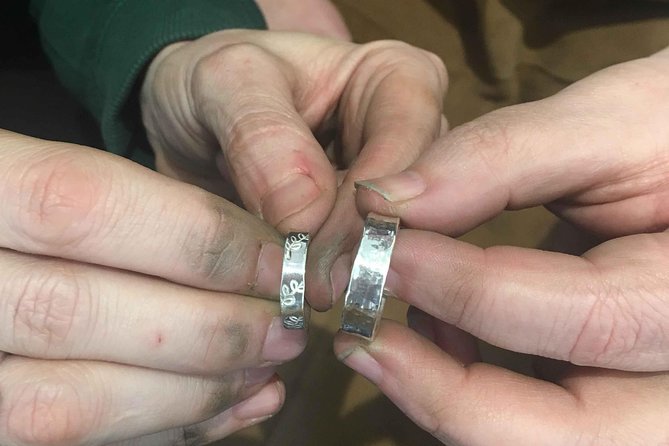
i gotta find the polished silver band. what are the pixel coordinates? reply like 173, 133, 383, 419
280, 232, 310, 329
341, 213, 400, 340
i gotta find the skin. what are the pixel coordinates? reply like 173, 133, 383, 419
0, 4, 353, 444
0, 4, 363, 444
334, 47, 669, 443
0, 131, 302, 446
140, 29, 448, 311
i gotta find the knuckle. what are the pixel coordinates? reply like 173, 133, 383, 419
201, 373, 245, 418
5, 373, 100, 445
195, 43, 265, 80
422, 50, 449, 91
358, 40, 447, 88
225, 109, 308, 171
449, 118, 513, 159
194, 316, 251, 372
568, 283, 642, 367
11, 150, 110, 250
191, 43, 267, 102
181, 194, 255, 288
361, 39, 418, 60
446, 117, 515, 197
180, 425, 206, 446
10, 263, 93, 355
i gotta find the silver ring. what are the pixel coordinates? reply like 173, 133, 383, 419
341, 213, 400, 340
280, 232, 310, 329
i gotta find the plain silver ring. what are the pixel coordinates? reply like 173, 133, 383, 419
341, 213, 400, 340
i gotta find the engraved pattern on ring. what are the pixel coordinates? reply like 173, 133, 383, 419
280, 232, 310, 329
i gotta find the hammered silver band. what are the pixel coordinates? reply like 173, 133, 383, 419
280, 232, 310, 329
341, 213, 400, 340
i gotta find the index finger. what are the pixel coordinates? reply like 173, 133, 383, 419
306, 42, 448, 310
0, 131, 283, 296
385, 229, 669, 371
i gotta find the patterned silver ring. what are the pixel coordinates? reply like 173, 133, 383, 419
341, 213, 400, 340
280, 232, 310, 329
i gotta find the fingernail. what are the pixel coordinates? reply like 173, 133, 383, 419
262, 317, 307, 362
233, 381, 282, 420
355, 170, 426, 203
254, 242, 283, 296
262, 174, 321, 227
330, 254, 351, 304
338, 346, 383, 384
406, 307, 436, 343
385, 266, 400, 293
245, 367, 277, 387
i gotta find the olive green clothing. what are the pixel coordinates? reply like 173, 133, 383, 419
30, 0, 266, 166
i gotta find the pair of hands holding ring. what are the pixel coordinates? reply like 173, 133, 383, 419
1, 25, 669, 445
147, 29, 669, 444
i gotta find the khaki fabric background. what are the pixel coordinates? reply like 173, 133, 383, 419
224, 1, 669, 445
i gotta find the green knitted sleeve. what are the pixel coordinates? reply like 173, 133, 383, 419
30, 0, 266, 166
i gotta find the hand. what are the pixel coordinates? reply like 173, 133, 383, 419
355, 47, 669, 371
255, 0, 351, 40
334, 319, 669, 445
140, 29, 448, 309
0, 130, 304, 445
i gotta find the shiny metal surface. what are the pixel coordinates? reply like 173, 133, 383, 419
280, 232, 310, 329
341, 213, 399, 340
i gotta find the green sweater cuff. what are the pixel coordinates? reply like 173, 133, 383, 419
32, 0, 266, 167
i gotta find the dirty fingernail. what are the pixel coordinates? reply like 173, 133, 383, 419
355, 170, 426, 203
233, 381, 283, 420
338, 346, 383, 384
262, 317, 307, 362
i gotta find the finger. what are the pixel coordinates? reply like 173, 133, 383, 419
355, 55, 669, 237
406, 306, 480, 365
334, 321, 586, 446
307, 42, 448, 310
0, 130, 282, 297
0, 357, 279, 446
109, 379, 284, 446
0, 249, 306, 374
185, 42, 338, 234
385, 229, 669, 371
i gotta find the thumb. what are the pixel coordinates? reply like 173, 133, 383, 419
355, 55, 669, 236
189, 38, 338, 234
334, 321, 585, 446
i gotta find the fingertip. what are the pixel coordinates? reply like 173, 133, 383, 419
334, 321, 439, 375
329, 253, 352, 306
262, 317, 308, 363
337, 343, 384, 384
355, 170, 427, 203
232, 377, 285, 421
198, 378, 285, 442
336, 320, 467, 379
333, 330, 366, 360
354, 178, 407, 221
305, 241, 341, 311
